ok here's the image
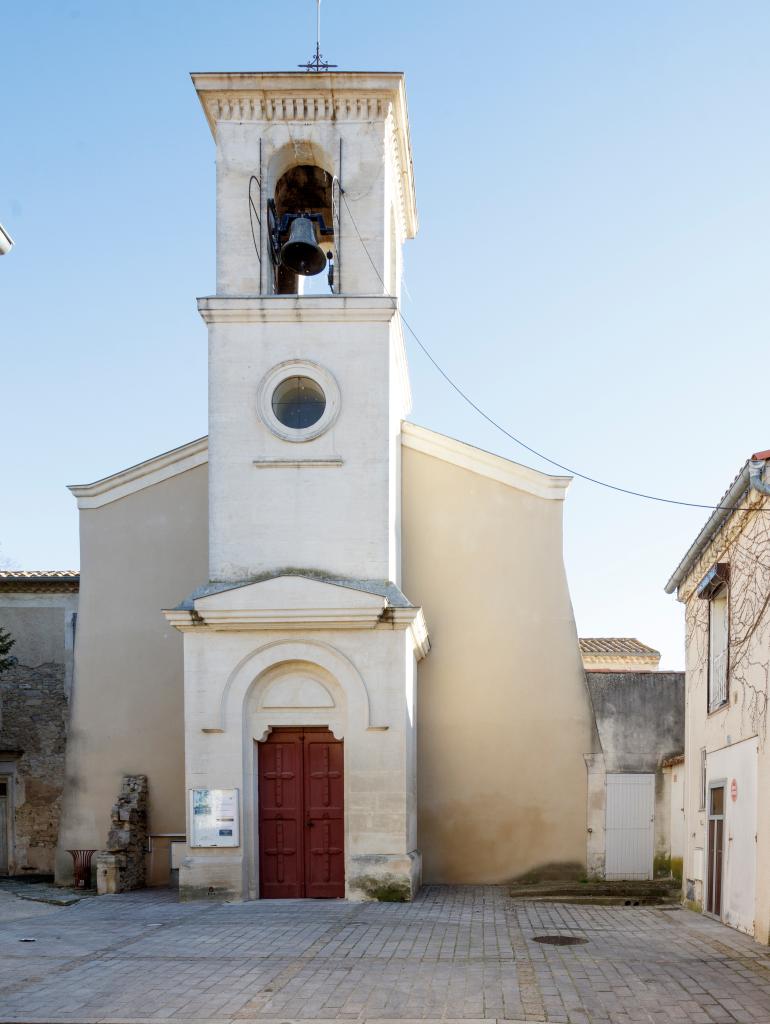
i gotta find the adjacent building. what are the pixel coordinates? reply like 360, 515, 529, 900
666, 450, 770, 940
0, 571, 78, 876
580, 637, 661, 672
584, 669, 684, 882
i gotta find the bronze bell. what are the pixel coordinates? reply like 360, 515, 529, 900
281, 216, 328, 276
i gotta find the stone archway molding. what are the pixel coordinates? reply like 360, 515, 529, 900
214, 637, 375, 733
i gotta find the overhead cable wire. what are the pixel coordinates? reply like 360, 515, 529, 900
340, 192, 765, 515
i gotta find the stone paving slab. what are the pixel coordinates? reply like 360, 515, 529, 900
0, 886, 768, 1023
0, 1019, 539, 1024
0, 878, 90, 906
0, 890, 67, 923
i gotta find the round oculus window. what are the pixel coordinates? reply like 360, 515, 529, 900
271, 376, 326, 430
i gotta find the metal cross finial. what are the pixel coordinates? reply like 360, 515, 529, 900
299, 0, 338, 72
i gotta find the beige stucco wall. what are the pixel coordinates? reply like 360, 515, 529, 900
56, 464, 208, 883
402, 445, 597, 883
678, 486, 770, 941
60, 436, 597, 890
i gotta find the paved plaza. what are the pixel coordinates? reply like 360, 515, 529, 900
0, 886, 769, 1024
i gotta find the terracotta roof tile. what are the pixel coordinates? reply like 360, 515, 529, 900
0, 570, 80, 592
579, 638, 660, 658
0, 570, 79, 579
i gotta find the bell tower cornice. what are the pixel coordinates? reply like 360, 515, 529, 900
191, 70, 417, 240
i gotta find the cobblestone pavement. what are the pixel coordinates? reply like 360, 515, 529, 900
0, 891, 65, 924
0, 886, 769, 1024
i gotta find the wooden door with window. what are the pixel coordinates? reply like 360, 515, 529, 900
258, 728, 344, 898
706, 784, 725, 917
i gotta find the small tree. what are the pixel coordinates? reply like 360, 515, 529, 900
0, 626, 16, 674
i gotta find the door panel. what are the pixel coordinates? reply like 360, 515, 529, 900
707, 817, 724, 915
605, 773, 655, 880
258, 729, 344, 899
304, 735, 344, 898
707, 786, 725, 917
258, 731, 304, 898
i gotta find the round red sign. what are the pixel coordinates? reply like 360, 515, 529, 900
731, 778, 738, 802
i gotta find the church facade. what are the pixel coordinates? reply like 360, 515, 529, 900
54, 70, 600, 900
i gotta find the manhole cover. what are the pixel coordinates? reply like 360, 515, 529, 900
533, 935, 588, 946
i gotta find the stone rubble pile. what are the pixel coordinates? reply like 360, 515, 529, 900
95, 775, 148, 894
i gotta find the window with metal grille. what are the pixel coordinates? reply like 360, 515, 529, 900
708, 587, 729, 712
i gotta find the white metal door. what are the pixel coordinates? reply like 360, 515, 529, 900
707, 738, 758, 935
605, 773, 654, 880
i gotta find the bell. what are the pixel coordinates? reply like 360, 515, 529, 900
281, 216, 328, 276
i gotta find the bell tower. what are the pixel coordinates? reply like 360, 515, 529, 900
194, 72, 417, 586
169, 72, 428, 903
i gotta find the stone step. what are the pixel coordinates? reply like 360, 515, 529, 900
509, 878, 681, 905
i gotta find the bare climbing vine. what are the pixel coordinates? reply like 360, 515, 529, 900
684, 493, 770, 744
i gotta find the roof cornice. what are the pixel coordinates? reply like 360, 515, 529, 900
162, 574, 429, 659
68, 437, 208, 510
191, 70, 417, 239
401, 422, 572, 500
664, 462, 751, 596
197, 295, 399, 324
67, 420, 572, 513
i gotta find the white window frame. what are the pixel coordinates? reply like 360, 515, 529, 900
708, 585, 729, 712
257, 360, 340, 443
699, 747, 707, 811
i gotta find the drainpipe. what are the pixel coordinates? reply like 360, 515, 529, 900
749, 458, 770, 497
0, 223, 13, 255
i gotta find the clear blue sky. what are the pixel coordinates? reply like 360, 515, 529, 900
3, 1, 770, 668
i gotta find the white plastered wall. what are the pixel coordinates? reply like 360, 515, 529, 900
203, 303, 408, 583
178, 626, 420, 901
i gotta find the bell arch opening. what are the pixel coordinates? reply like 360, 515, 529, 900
269, 164, 336, 296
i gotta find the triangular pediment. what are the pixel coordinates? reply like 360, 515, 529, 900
163, 573, 428, 652
163, 573, 414, 632
195, 575, 388, 614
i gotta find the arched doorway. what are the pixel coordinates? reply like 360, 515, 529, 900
257, 727, 344, 898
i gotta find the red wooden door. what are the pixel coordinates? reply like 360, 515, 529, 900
258, 728, 344, 899
304, 731, 345, 898
258, 729, 304, 898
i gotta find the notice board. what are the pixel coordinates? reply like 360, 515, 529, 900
189, 788, 240, 847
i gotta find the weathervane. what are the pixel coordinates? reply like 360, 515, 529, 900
299, 0, 337, 71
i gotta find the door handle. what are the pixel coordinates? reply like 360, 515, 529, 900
305, 819, 314, 828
